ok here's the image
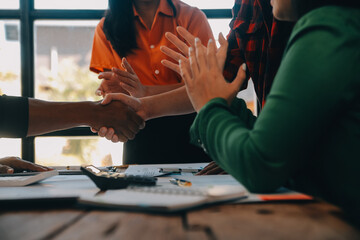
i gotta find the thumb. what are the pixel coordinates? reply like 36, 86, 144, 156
102, 93, 141, 111
231, 63, 247, 91
121, 57, 135, 74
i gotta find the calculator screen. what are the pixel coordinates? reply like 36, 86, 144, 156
86, 166, 101, 174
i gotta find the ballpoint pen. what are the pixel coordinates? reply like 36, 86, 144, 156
160, 167, 203, 174
169, 178, 192, 187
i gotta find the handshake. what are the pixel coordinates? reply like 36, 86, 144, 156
92, 26, 233, 143
90, 93, 147, 143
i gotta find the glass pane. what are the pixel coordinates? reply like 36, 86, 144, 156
237, 79, 257, 115
35, 137, 123, 167
0, 20, 21, 96
34, 20, 123, 166
208, 19, 231, 41
34, 20, 101, 101
0, 139, 21, 159
35, 0, 107, 9
0, 20, 21, 161
0, 1, 19, 9
182, 0, 234, 9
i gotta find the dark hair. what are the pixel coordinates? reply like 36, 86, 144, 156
292, 0, 360, 18
103, 0, 176, 57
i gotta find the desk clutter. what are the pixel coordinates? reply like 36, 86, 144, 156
0, 163, 312, 213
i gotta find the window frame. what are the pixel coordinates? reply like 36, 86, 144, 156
0, 0, 231, 162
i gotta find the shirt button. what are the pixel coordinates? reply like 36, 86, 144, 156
150, 45, 155, 49
155, 69, 160, 75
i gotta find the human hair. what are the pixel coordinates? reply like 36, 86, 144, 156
291, 0, 360, 18
103, 0, 176, 57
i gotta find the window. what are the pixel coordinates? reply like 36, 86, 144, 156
0, 1, 256, 166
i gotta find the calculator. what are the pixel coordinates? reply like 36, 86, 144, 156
80, 165, 157, 190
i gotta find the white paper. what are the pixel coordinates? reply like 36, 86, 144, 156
125, 163, 208, 177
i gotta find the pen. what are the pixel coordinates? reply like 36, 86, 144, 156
160, 168, 202, 173
169, 178, 192, 187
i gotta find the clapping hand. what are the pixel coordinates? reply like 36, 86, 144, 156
160, 26, 228, 75
97, 58, 147, 97
179, 36, 247, 112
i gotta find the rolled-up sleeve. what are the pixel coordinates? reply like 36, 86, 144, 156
0, 95, 29, 138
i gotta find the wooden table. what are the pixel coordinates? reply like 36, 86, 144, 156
1, 201, 359, 240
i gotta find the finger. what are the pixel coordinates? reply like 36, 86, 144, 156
217, 32, 229, 70
231, 63, 247, 91
160, 46, 187, 63
102, 93, 141, 112
0, 164, 14, 174
98, 72, 113, 80
105, 128, 115, 141
18, 161, 49, 172
126, 116, 144, 135
195, 38, 207, 71
90, 127, 98, 133
179, 60, 192, 86
176, 26, 197, 48
188, 47, 199, 78
117, 75, 137, 89
165, 32, 190, 57
120, 82, 136, 95
121, 58, 135, 74
219, 32, 226, 44
98, 127, 108, 137
95, 86, 103, 96
112, 68, 137, 83
207, 39, 219, 71
135, 115, 146, 130
111, 135, 119, 143
161, 60, 181, 75
202, 166, 224, 175
117, 133, 128, 143
119, 127, 135, 141
196, 161, 217, 175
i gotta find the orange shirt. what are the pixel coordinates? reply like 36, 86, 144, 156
90, 0, 213, 86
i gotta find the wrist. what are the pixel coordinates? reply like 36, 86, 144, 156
84, 101, 101, 127
139, 97, 150, 120
143, 85, 150, 97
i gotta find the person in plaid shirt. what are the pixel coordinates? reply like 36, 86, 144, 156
224, 0, 293, 109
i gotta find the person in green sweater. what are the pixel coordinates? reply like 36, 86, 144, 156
178, 0, 360, 218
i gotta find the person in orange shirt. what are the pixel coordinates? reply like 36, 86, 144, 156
90, 0, 214, 164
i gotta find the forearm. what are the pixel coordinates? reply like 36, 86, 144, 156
142, 86, 195, 120
27, 99, 99, 136
144, 83, 184, 96
190, 98, 288, 193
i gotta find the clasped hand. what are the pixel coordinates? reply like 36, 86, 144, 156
93, 27, 247, 142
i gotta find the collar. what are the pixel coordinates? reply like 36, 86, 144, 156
133, 0, 174, 18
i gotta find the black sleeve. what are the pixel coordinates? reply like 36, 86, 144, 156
0, 95, 29, 138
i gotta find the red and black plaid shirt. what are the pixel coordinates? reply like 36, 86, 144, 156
224, 0, 294, 108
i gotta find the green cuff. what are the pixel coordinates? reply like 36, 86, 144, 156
189, 98, 230, 149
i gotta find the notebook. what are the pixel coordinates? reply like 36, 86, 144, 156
79, 182, 247, 212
